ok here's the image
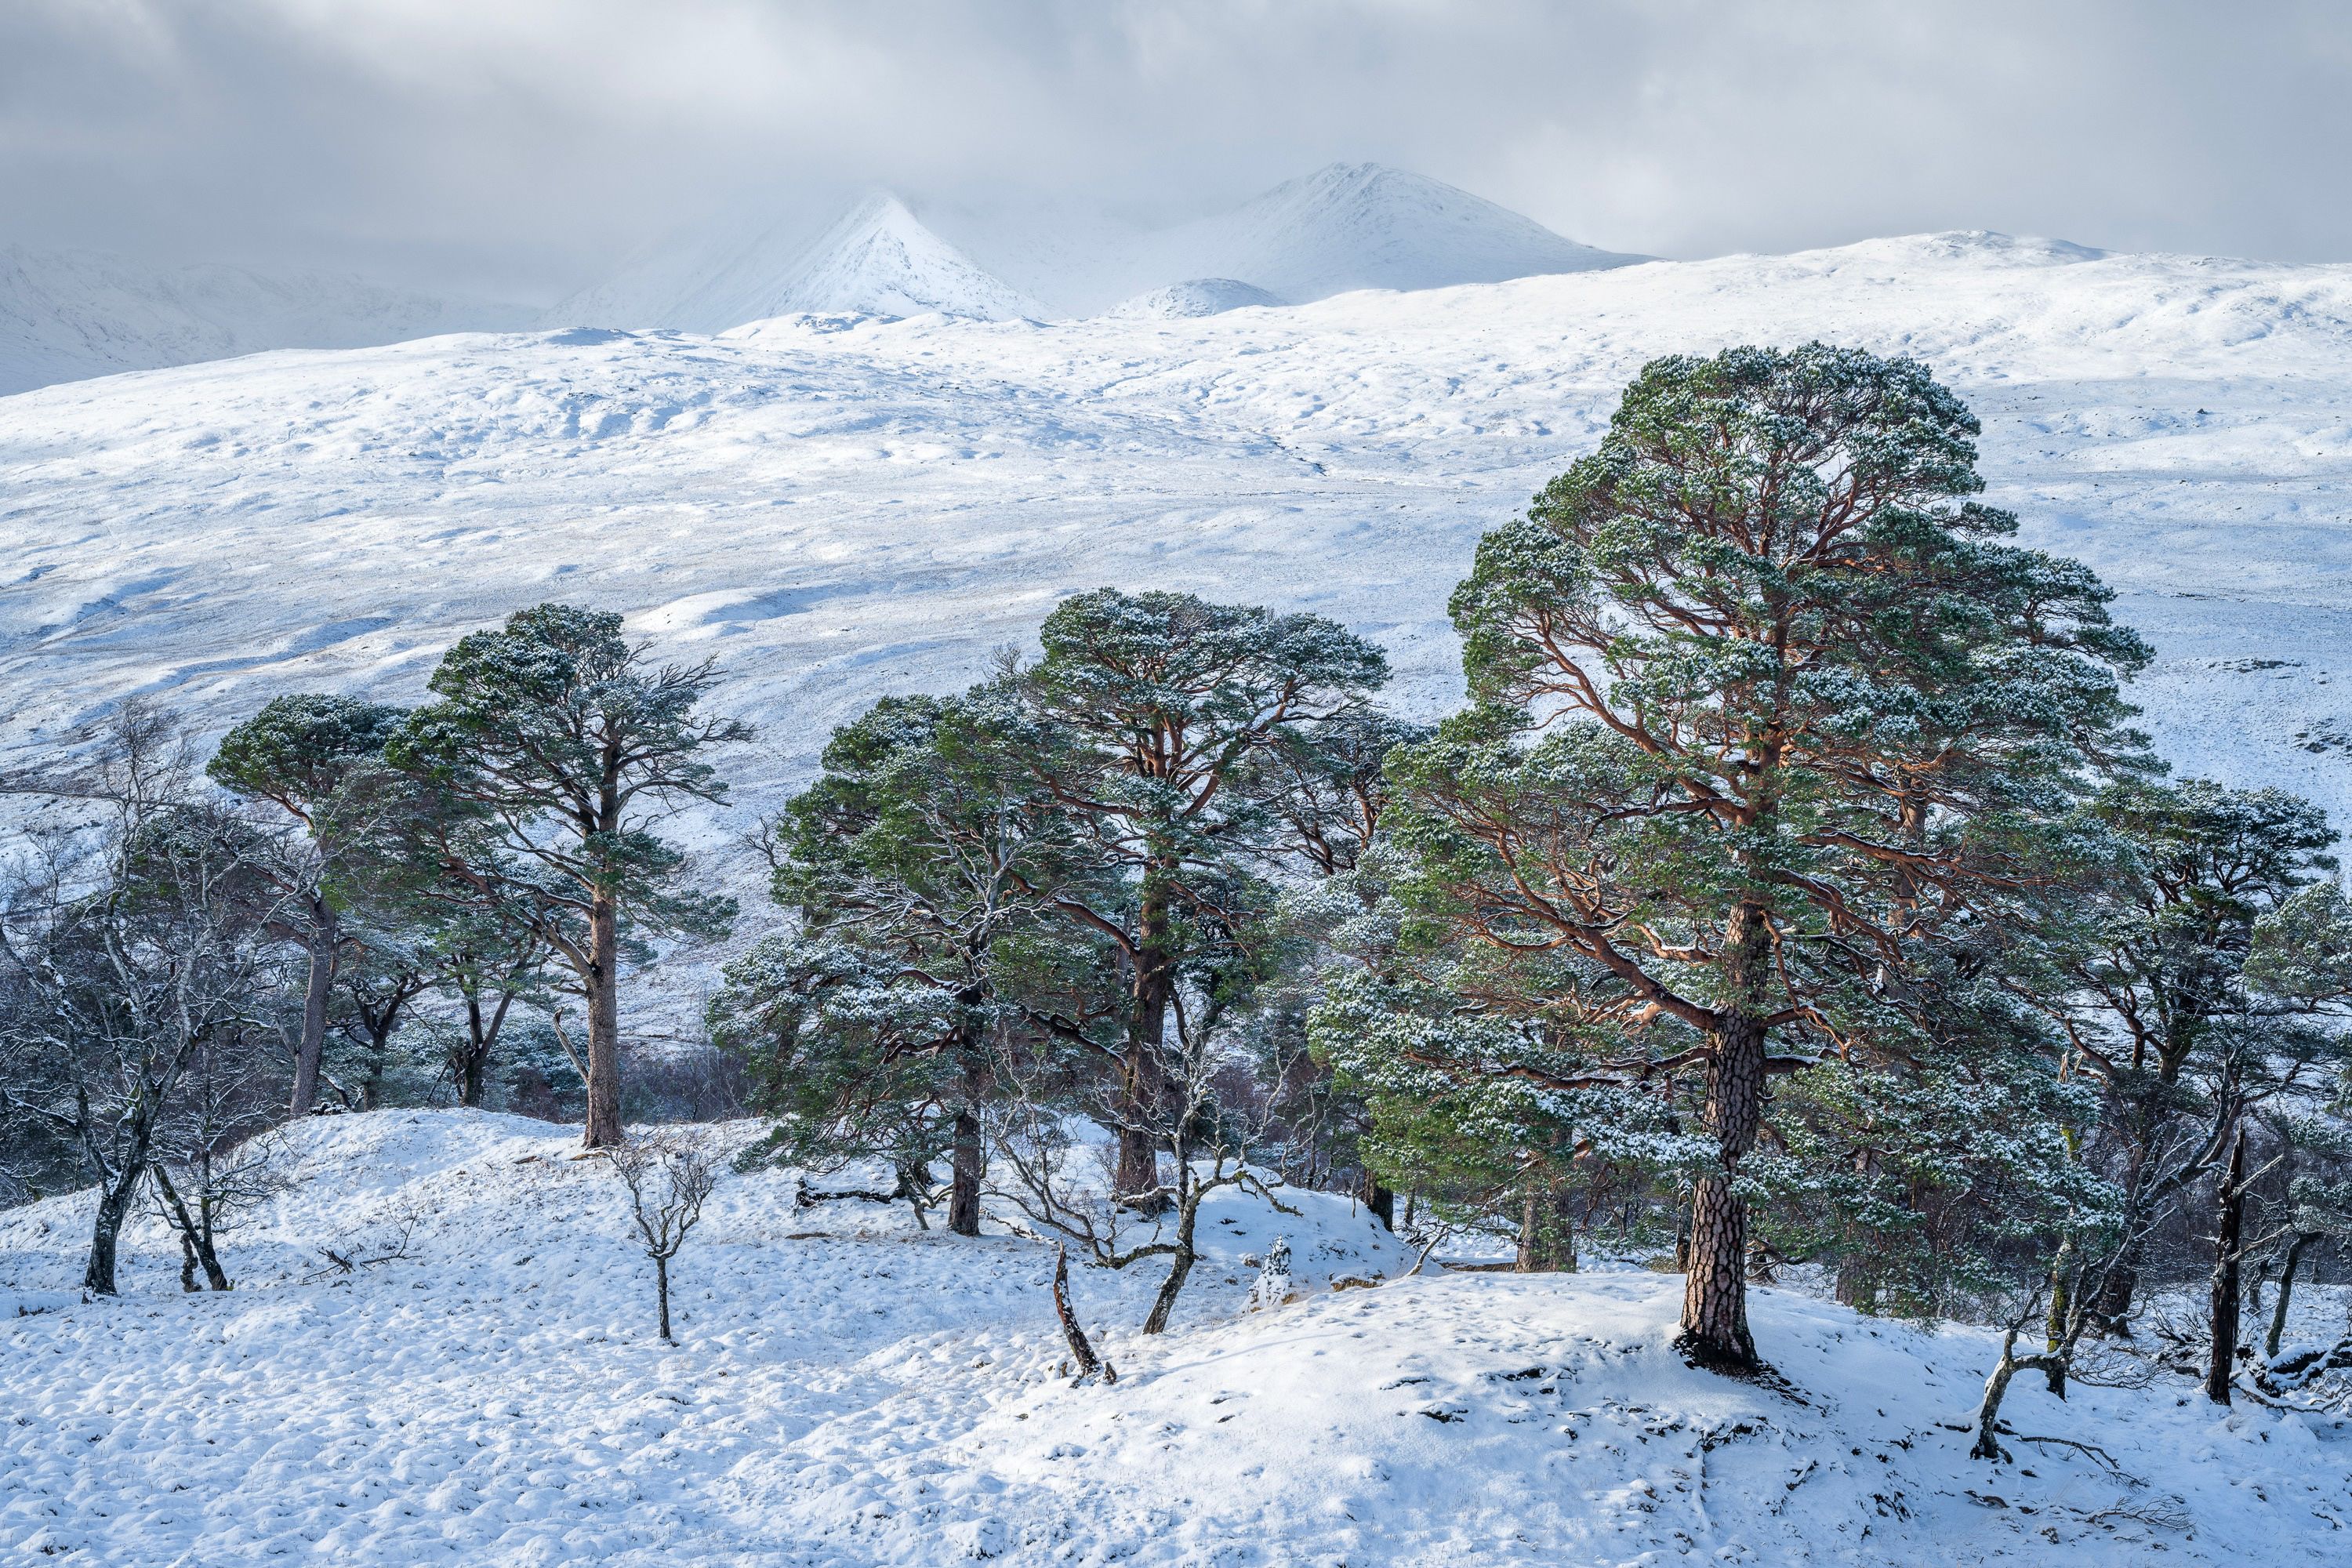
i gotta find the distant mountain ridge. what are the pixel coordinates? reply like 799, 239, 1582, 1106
551, 163, 1642, 328
0, 245, 526, 397
0, 166, 1636, 392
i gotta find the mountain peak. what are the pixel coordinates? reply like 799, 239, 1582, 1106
1150, 164, 1642, 303
547, 191, 1048, 331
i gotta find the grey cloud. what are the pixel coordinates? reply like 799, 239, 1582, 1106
2, 0, 2347, 302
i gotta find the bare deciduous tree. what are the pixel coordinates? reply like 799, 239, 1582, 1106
992, 994, 1297, 1336
610, 1133, 717, 1344
0, 704, 288, 1295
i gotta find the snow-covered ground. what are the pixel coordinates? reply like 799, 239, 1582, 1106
2, 1109, 2343, 1566
5, 229, 2351, 855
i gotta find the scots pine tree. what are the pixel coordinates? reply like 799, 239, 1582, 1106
713, 686, 1098, 1236
1019, 589, 1388, 1200
1385, 344, 2148, 1369
387, 604, 745, 1147
208, 693, 405, 1113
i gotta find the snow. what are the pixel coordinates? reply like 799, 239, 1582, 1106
2, 1109, 2343, 1565
550, 194, 1050, 330
5, 228, 2350, 860
1106, 278, 1289, 319
0, 243, 529, 397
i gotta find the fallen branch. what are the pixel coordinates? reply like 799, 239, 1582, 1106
2016, 1433, 2127, 1475
301, 1206, 423, 1283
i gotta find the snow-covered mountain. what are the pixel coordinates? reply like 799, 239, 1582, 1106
556, 164, 1638, 326
550, 194, 1048, 329
0, 245, 528, 397
2, 1108, 2343, 1565
1132, 162, 1643, 305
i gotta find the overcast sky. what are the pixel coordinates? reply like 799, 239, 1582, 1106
5, 0, 2350, 300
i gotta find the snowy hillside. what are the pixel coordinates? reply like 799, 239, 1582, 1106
1106, 277, 1290, 319
0, 244, 528, 396
1, 1109, 2343, 1564
551, 194, 1048, 330
4, 229, 2350, 865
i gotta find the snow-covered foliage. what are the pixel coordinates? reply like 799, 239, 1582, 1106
1, 1109, 2343, 1564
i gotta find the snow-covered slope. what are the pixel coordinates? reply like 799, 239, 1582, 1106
5, 230, 2348, 857
0, 244, 528, 396
1106, 277, 1289, 318
550, 194, 1048, 329
1, 1109, 2343, 1564
1138, 162, 1644, 304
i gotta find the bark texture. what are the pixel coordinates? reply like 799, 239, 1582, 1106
948, 1102, 983, 1239
2205, 1127, 2247, 1406
583, 894, 624, 1148
1679, 983, 1767, 1370
1051, 1242, 1114, 1382
289, 929, 335, 1115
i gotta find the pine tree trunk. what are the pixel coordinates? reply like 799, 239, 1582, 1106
583, 892, 625, 1149
1516, 1181, 1576, 1272
949, 1103, 984, 1238
290, 925, 335, 1116
1366, 1180, 1396, 1232
360, 1022, 391, 1112
1116, 880, 1171, 1204
458, 996, 490, 1108
2205, 1127, 2246, 1406
1679, 974, 1767, 1371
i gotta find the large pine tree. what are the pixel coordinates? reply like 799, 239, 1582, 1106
1387, 344, 2149, 1368
387, 604, 744, 1147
